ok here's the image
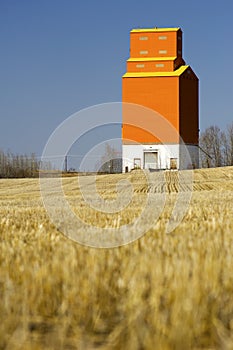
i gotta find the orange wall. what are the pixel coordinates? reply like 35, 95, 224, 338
130, 30, 182, 58
179, 71, 199, 144
122, 28, 198, 146
122, 125, 162, 144
177, 32, 182, 58
122, 76, 180, 143
127, 60, 174, 72
174, 56, 185, 69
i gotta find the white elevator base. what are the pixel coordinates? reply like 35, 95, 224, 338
122, 144, 199, 172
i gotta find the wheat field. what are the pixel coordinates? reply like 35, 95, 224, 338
1, 167, 233, 349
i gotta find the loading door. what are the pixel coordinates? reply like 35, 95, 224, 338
144, 152, 158, 170
170, 158, 178, 170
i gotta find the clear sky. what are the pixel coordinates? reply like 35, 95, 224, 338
1, 0, 233, 157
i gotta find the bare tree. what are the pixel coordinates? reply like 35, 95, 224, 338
200, 126, 223, 167
226, 122, 233, 165
221, 131, 229, 166
96, 144, 122, 174
0, 150, 42, 178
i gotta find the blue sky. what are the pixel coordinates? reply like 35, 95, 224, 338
1, 0, 233, 157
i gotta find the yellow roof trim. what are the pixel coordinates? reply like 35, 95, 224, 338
131, 27, 180, 33
122, 65, 189, 78
127, 57, 176, 62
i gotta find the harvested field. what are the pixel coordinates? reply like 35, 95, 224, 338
0, 167, 233, 349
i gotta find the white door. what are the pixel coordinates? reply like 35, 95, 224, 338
144, 152, 158, 169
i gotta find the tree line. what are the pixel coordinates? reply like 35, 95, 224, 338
0, 122, 232, 178
200, 122, 233, 168
0, 150, 52, 178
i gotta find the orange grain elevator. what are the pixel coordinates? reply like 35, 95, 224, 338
122, 27, 199, 171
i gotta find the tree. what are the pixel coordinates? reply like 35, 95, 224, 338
200, 126, 223, 167
0, 149, 41, 178
96, 144, 122, 174
200, 123, 233, 168
225, 122, 233, 165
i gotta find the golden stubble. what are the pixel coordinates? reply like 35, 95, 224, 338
0, 167, 233, 349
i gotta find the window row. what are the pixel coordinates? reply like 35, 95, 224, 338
139, 50, 168, 54
139, 35, 168, 40
139, 49, 182, 55
139, 35, 182, 41
136, 63, 165, 68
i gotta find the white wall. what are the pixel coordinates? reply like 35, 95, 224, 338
123, 144, 179, 172
122, 144, 199, 172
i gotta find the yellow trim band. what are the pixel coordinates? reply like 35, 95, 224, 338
127, 57, 176, 62
131, 27, 180, 33
122, 65, 189, 78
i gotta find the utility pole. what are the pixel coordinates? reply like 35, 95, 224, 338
64, 155, 68, 172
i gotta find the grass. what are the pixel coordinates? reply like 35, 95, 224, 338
0, 167, 233, 349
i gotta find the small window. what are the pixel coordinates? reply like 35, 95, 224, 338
140, 50, 148, 55
158, 35, 167, 40
159, 50, 167, 54
156, 63, 164, 67
178, 36, 182, 40
178, 50, 182, 55
136, 64, 145, 68
139, 36, 148, 40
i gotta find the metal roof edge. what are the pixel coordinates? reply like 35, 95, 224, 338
130, 27, 180, 33
122, 65, 189, 78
